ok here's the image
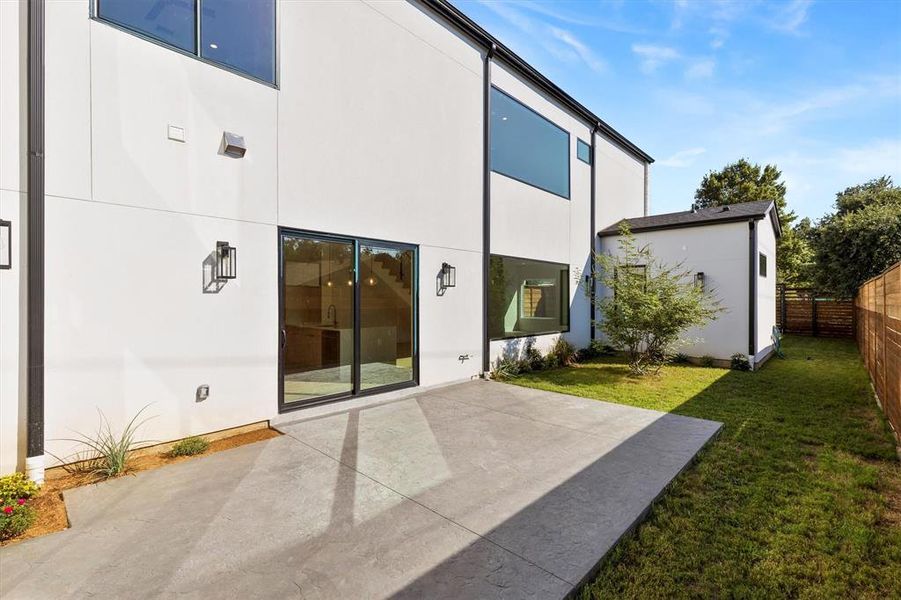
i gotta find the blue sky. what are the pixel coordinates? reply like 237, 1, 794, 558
455, 0, 901, 221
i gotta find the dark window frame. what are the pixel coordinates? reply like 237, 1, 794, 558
488, 253, 571, 341
93, 0, 278, 87
490, 86, 571, 200
613, 264, 648, 303
576, 138, 592, 164
759, 252, 767, 277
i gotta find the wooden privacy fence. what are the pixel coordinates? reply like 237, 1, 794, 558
777, 286, 855, 337
856, 262, 901, 438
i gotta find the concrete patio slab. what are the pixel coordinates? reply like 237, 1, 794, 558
0, 381, 721, 599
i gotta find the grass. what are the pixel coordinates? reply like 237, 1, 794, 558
512, 336, 901, 599
168, 436, 210, 458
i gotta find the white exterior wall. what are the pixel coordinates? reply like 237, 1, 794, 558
0, 0, 27, 474
0, 0, 650, 472
278, 1, 485, 387
599, 221, 753, 361
755, 211, 778, 362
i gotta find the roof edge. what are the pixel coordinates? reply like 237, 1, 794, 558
419, 0, 654, 164
597, 214, 771, 237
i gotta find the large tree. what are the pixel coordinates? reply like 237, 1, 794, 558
809, 177, 901, 297
694, 159, 810, 284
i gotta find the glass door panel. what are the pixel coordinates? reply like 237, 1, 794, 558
359, 244, 415, 390
282, 234, 355, 405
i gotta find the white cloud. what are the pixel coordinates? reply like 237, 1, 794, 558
549, 26, 608, 73
770, 0, 814, 35
685, 59, 715, 79
658, 147, 707, 167
479, 1, 609, 75
836, 139, 901, 176
632, 44, 680, 74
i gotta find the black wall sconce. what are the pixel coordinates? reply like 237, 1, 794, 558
217, 241, 237, 281
441, 262, 456, 288
695, 272, 705, 290
0, 219, 10, 270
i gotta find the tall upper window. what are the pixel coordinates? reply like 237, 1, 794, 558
759, 252, 768, 277
489, 255, 570, 340
97, 0, 276, 85
491, 88, 570, 199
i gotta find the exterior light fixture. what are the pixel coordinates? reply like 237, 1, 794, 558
222, 131, 246, 158
0, 219, 10, 270
441, 262, 456, 288
695, 272, 705, 290
216, 241, 236, 281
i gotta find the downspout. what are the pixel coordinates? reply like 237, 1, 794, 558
748, 219, 757, 366
26, 0, 46, 483
481, 44, 495, 375
589, 124, 599, 341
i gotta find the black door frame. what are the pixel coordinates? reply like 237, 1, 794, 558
278, 227, 420, 413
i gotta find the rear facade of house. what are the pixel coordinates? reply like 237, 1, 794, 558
0, 0, 652, 477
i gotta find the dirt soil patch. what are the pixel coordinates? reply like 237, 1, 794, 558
1, 427, 281, 547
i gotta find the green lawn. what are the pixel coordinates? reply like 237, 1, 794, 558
512, 336, 901, 599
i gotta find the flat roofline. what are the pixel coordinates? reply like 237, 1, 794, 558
420, 0, 654, 165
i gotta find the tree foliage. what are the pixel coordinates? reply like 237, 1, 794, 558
694, 158, 810, 284
591, 225, 722, 375
809, 177, 901, 297
694, 158, 794, 226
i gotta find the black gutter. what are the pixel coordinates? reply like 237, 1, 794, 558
420, 0, 653, 165
748, 220, 757, 359
481, 44, 495, 375
589, 124, 599, 341
27, 0, 45, 461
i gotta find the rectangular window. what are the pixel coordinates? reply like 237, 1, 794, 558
97, 0, 276, 85
491, 87, 570, 199
577, 138, 592, 164
201, 0, 276, 84
489, 255, 569, 340
98, 0, 196, 52
614, 265, 647, 301
759, 252, 767, 277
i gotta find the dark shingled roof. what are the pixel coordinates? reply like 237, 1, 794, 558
598, 199, 781, 238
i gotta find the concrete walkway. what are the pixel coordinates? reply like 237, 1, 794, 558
0, 381, 721, 599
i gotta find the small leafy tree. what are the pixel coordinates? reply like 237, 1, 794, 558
590, 225, 721, 375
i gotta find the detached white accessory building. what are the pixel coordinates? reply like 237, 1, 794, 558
0, 0, 654, 478
598, 199, 782, 369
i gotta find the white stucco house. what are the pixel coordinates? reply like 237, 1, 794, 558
0, 0, 656, 479
0, 0, 776, 482
598, 200, 781, 368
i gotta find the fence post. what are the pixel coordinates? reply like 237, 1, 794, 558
812, 292, 818, 337
780, 285, 787, 331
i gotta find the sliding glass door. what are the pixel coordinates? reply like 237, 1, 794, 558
359, 244, 415, 391
281, 234, 355, 404
280, 231, 417, 409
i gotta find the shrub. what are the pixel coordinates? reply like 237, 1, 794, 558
56, 405, 155, 479
0, 501, 36, 541
0, 473, 39, 505
548, 337, 578, 368
0, 472, 38, 541
168, 436, 210, 458
589, 224, 721, 375
731, 353, 752, 371
700, 355, 716, 368
523, 341, 544, 372
671, 353, 691, 364
491, 356, 521, 381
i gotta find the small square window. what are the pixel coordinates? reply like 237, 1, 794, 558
759, 252, 767, 277
577, 138, 592, 164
